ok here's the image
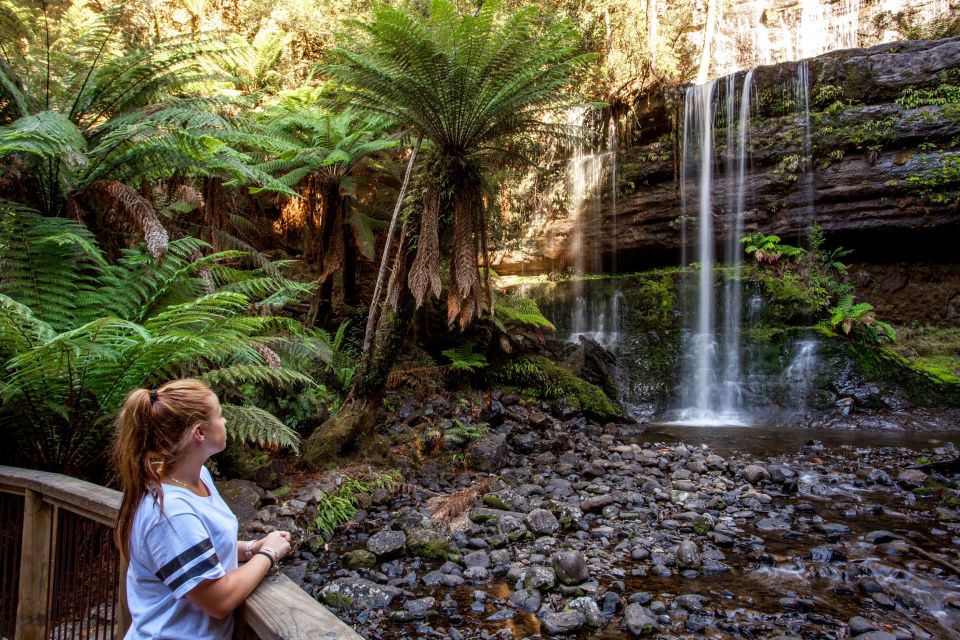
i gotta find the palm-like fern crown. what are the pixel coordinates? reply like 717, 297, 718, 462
325, 0, 590, 158
249, 97, 396, 189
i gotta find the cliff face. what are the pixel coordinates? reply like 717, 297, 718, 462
495, 37, 960, 321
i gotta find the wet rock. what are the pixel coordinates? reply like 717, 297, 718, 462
552, 550, 590, 585
815, 522, 852, 539
741, 464, 770, 484
674, 594, 707, 612
779, 597, 814, 612
675, 540, 701, 570
524, 509, 560, 535
320, 578, 401, 610
366, 530, 406, 557
864, 530, 900, 544
896, 468, 928, 488
848, 616, 878, 634
567, 596, 604, 628
507, 588, 541, 612
466, 433, 509, 472
539, 610, 586, 635
623, 603, 659, 636
852, 633, 897, 640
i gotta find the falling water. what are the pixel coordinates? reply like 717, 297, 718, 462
674, 71, 755, 425
797, 60, 815, 233
785, 339, 819, 413
566, 111, 620, 347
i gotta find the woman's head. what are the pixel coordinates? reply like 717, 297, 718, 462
113, 379, 225, 557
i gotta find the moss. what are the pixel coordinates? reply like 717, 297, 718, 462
272, 485, 292, 498
410, 538, 457, 561
487, 355, 619, 419
302, 406, 364, 471
846, 342, 960, 407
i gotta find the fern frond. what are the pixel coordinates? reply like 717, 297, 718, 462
222, 403, 300, 451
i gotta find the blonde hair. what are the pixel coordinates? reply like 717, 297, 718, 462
112, 379, 215, 559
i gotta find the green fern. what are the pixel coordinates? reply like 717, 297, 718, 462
0, 203, 325, 471
442, 341, 489, 372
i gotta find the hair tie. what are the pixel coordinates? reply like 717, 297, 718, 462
149, 388, 159, 404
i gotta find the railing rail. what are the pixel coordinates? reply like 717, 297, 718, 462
0, 465, 363, 640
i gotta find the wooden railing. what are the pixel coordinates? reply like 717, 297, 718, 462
0, 466, 364, 640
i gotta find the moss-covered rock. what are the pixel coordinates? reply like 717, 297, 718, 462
486, 355, 619, 419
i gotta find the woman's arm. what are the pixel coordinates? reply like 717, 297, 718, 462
187, 531, 291, 619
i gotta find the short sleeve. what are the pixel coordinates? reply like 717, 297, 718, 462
143, 510, 226, 599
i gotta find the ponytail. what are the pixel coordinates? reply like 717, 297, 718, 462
112, 379, 214, 559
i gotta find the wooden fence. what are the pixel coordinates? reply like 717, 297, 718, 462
0, 466, 363, 640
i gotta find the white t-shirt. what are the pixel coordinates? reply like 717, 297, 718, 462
125, 465, 239, 640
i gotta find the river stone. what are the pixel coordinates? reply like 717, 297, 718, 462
849, 616, 878, 634
463, 549, 491, 569
539, 610, 586, 635
483, 489, 526, 511
507, 588, 542, 612
896, 468, 927, 488
582, 494, 615, 512
552, 550, 590, 585
741, 464, 770, 484
497, 515, 528, 541
367, 530, 406, 557
566, 596, 604, 627
525, 508, 560, 535
852, 633, 897, 640
675, 540, 701, 570
545, 500, 584, 530
466, 433, 508, 472
524, 565, 556, 591
623, 603, 659, 636
320, 578, 401, 610
404, 597, 435, 618
343, 549, 377, 569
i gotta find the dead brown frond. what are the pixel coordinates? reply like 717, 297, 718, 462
408, 190, 441, 307
386, 364, 452, 390
174, 184, 205, 210
91, 180, 169, 260
253, 343, 282, 367
428, 476, 495, 527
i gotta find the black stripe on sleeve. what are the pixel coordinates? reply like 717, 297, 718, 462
166, 552, 220, 592
155, 539, 214, 581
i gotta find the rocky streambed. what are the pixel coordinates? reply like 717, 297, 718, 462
225, 397, 960, 639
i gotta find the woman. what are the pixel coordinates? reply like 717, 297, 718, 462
113, 379, 293, 639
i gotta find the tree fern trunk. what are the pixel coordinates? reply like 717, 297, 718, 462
306, 180, 345, 326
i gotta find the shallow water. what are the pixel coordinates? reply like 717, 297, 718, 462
333, 425, 960, 639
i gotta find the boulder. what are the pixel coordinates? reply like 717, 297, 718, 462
466, 434, 509, 472
320, 578, 402, 610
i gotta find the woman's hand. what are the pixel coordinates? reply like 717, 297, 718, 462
259, 530, 293, 559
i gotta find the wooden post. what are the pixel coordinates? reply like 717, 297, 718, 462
15, 489, 53, 640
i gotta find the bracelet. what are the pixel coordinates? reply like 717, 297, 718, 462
243, 541, 254, 561
254, 551, 275, 569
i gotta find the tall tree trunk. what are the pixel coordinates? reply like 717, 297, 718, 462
697, 0, 718, 84
306, 180, 345, 327
202, 177, 224, 251
302, 233, 413, 470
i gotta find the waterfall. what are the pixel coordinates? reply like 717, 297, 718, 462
785, 339, 819, 413
674, 71, 754, 426
566, 111, 620, 347
797, 60, 815, 233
